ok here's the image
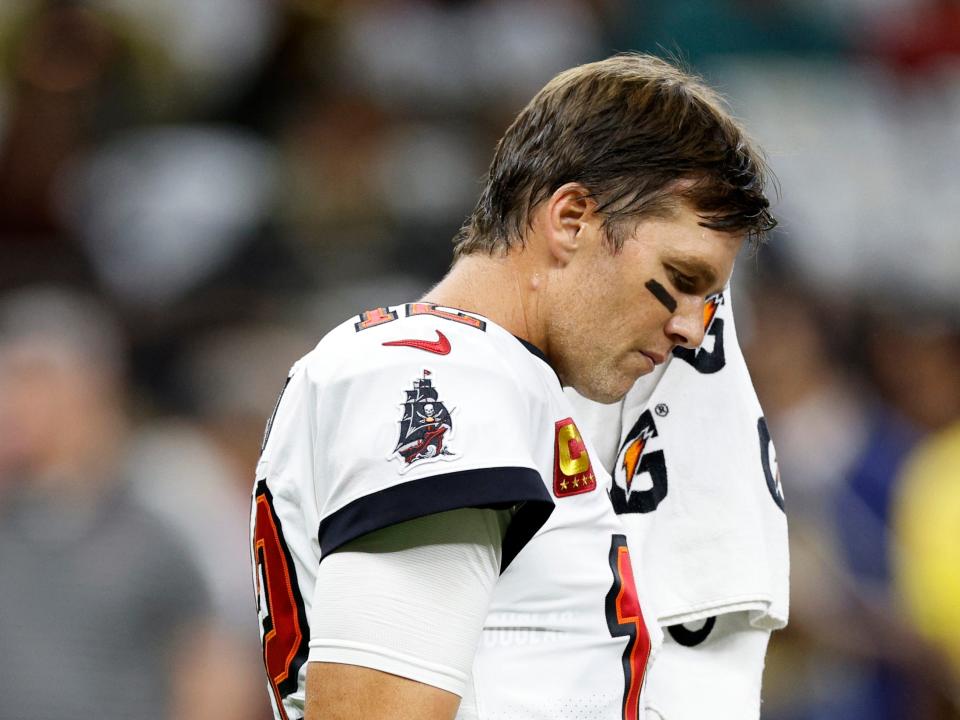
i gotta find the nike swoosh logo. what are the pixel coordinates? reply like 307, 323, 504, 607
382, 330, 451, 355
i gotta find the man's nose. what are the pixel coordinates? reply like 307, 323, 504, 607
664, 296, 706, 350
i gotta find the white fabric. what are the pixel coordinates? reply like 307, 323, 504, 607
308, 508, 508, 697
644, 612, 770, 720
253, 303, 658, 720
568, 288, 790, 629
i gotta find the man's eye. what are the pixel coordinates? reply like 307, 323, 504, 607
669, 269, 697, 294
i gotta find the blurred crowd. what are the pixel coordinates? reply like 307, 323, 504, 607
0, 1, 957, 719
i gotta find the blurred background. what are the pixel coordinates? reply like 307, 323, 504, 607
0, 0, 958, 718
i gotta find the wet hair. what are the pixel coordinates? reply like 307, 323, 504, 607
453, 53, 777, 258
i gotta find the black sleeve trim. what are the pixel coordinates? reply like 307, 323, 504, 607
317, 466, 554, 572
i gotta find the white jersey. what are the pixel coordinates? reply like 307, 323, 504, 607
250, 303, 656, 720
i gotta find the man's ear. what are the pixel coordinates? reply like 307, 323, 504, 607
542, 182, 600, 266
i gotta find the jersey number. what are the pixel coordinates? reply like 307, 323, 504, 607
606, 534, 651, 720
354, 303, 487, 332
252, 481, 310, 719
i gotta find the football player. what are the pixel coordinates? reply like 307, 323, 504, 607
251, 53, 776, 720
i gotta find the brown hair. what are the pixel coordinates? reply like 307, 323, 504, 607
453, 53, 776, 258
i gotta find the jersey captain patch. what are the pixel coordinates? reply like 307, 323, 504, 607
553, 417, 597, 497
390, 370, 457, 472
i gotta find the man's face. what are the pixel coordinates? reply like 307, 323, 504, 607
545, 203, 743, 403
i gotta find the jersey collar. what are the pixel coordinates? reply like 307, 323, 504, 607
513, 336, 560, 384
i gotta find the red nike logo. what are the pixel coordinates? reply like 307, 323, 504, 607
383, 330, 451, 355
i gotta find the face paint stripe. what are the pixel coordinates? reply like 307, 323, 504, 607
645, 279, 677, 313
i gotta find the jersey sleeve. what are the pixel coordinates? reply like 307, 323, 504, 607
264, 326, 554, 571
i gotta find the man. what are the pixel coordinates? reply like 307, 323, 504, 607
0, 287, 223, 720
251, 53, 775, 720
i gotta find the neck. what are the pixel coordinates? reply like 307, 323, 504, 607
422, 252, 548, 352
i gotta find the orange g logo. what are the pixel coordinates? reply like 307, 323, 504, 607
674, 291, 726, 374
612, 409, 668, 514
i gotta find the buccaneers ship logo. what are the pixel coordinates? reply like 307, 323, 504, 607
391, 371, 456, 470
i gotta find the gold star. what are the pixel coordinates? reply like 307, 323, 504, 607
560, 479, 569, 490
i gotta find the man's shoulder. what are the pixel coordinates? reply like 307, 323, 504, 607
262, 302, 562, 482
259, 304, 558, 561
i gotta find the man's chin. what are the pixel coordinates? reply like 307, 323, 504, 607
571, 376, 634, 405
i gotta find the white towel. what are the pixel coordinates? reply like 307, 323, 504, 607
568, 289, 789, 630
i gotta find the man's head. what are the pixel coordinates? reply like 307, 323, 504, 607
454, 53, 775, 258
450, 54, 776, 403
0, 287, 127, 489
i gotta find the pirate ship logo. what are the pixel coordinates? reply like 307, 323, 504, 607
390, 370, 456, 471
